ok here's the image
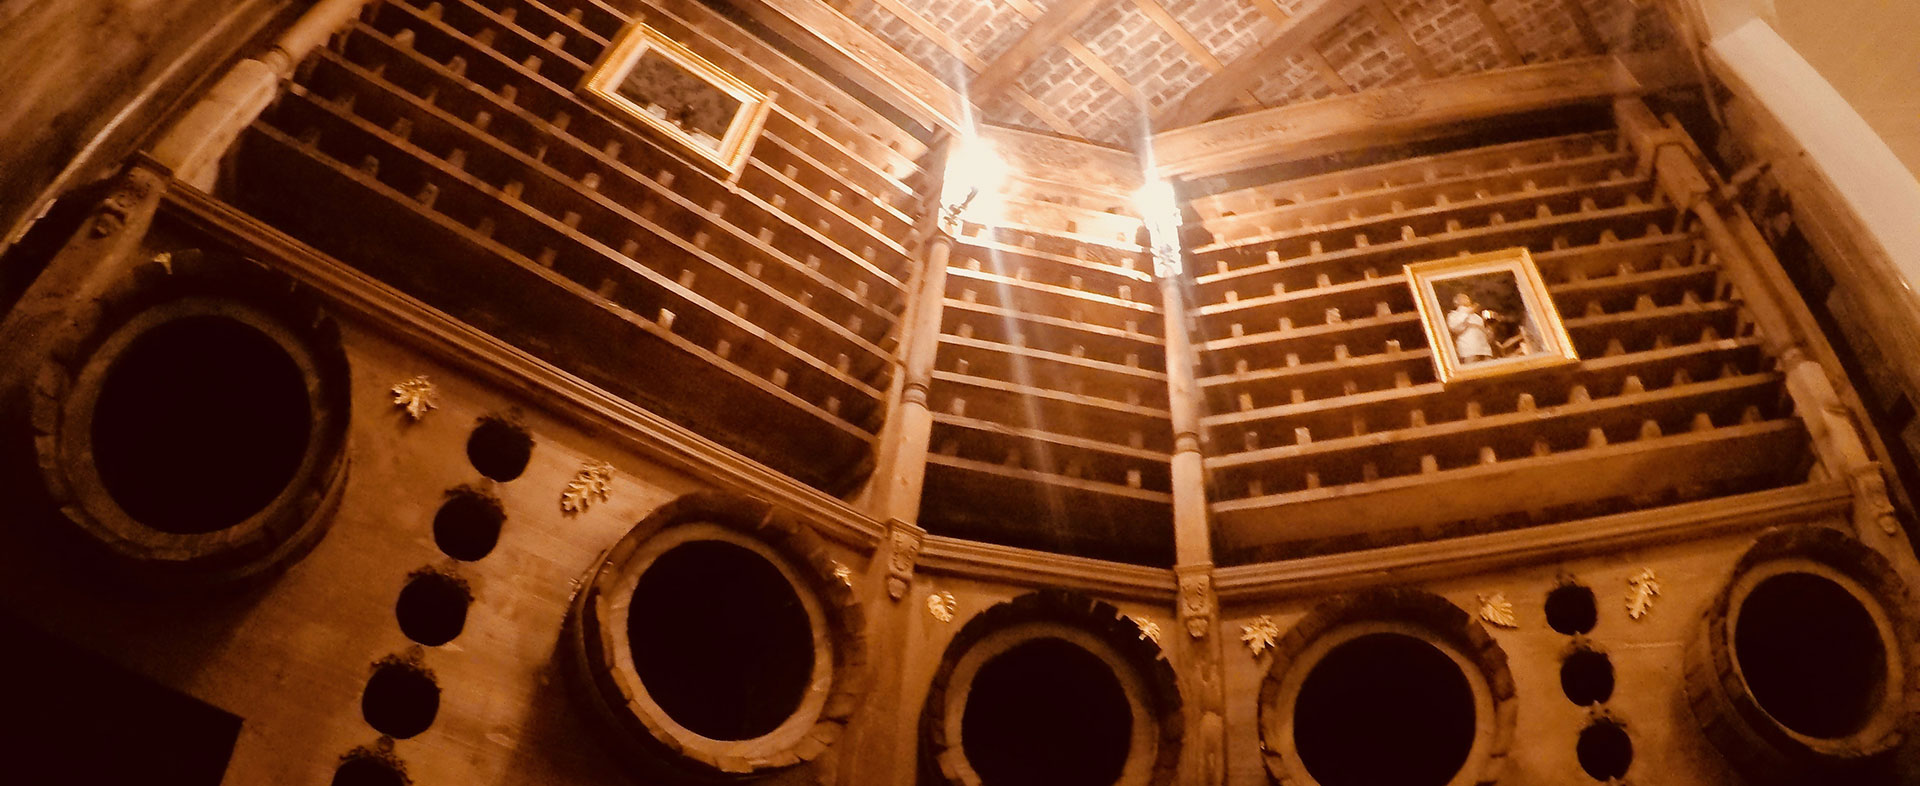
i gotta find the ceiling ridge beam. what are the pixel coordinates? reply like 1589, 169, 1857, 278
970, 0, 1112, 98
1153, 0, 1372, 129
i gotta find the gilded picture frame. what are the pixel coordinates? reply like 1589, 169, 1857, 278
580, 22, 771, 175
1406, 247, 1577, 384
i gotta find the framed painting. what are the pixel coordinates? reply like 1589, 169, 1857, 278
581, 22, 771, 174
1406, 247, 1577, 383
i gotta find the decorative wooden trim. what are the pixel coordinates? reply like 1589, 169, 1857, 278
918, 535, 1178, 601
1152, 56, 1645, 178
1153, 0, 1371, 128
157, 182, 890, 552
1212, 481, 1852, 603
725, 0, 963, 130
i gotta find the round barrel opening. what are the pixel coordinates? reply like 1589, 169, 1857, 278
1734, 572, 1886, 738
1576, 719, 1632, 780
626, 539, 816, 741
361, 662, 439, 740
960, 637, 1132, 786
90, 315, 311, 534
467, 420, 532, 481
1294, 633, 1476, 786
1560, 649, 1614, 706
1546, 584, 1598, 635
396, 572, 470, 646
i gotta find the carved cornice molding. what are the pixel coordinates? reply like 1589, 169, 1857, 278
917, 534, 1177, 601
1212, 481, 1851, 604
1152, 56, 1646, 179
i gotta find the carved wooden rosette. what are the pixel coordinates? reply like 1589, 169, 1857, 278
1256, 588, 1516, 786
21, 244, 351, 583
1684, 526, 1920, 783
566, 491, 869, 781
918, 589, 1183, 786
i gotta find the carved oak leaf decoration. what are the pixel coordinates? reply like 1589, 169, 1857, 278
1626, 569, 1661, 620
1478, 593, 1519, 629
1130, 616, 1162, 644
560, 460, 615, 515
390, 376, 438, 421
1241, 615, 1281, 657
926, 591, 957, 623
831, 561, 854, 587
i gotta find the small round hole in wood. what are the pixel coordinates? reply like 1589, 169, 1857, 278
466, 419, 531, 481
1576, 719, 1632, 781
432, 491, 503, 562
1560, 649, 1614, 706
1545, 584, 1598, 635
361, 662, 439, 739
396, 572, 470, 646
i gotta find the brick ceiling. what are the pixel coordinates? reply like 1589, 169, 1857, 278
821, 0, 1674, 144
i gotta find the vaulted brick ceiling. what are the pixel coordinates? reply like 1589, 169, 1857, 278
819, 0, 1674, 144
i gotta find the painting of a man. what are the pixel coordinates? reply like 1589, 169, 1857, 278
1447, 292, 1495, 364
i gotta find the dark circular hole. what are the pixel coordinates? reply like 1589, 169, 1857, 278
466, 419, 531, 481
396, 572, 470, 646
627, 539, 815, 741
1546, 584, 1598, 635
1560, 649, 1614, 706
91, 315, 311, 534
1576, 720, 1632, 780
1734, 572, 1886, 738
432, 492, 503, 561
361, 662, 438, 739
1294, 633, 1477, 786
961, 637, 1132, 786
331, 757, 407, 786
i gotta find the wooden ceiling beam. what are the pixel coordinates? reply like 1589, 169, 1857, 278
1153, 0, 1372, 129
1131, 0, 1226, 73
1304, 47, 1354, 94
969, 0, 1113, 99
1562, 0, 1607, 54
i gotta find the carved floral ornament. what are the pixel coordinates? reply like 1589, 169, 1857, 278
560, 460, 615, 515
1477, 593, 1518, 629
1241, 615, 1281, 657
1178, 572, 1216, 639
1130, 615, 1163, 644
1626, 569, 1661, 620
390, 375, 438, 421
831, 561, 854, 587
885, 523, 922, 601
927, 590, 957, 623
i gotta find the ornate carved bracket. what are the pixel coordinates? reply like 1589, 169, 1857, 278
884, 517, 924, 601
1176, 564, 1217, 639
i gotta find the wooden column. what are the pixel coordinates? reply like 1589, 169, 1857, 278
1155, 239, 1228, 785
1615, 97, 1920, 581
838, 146, 956, 786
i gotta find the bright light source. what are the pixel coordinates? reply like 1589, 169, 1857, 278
1135, 178, 1183, 277
939, 133, 1008, 230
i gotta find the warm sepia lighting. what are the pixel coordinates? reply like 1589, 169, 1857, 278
1135, 178, 1182, 276
939, 133, 1008, 231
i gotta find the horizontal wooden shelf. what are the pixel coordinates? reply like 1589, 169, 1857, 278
1210, 418, 1806, 551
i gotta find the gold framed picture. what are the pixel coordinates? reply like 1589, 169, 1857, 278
580, 22, 771, 174
1406, 247, 1577, 383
